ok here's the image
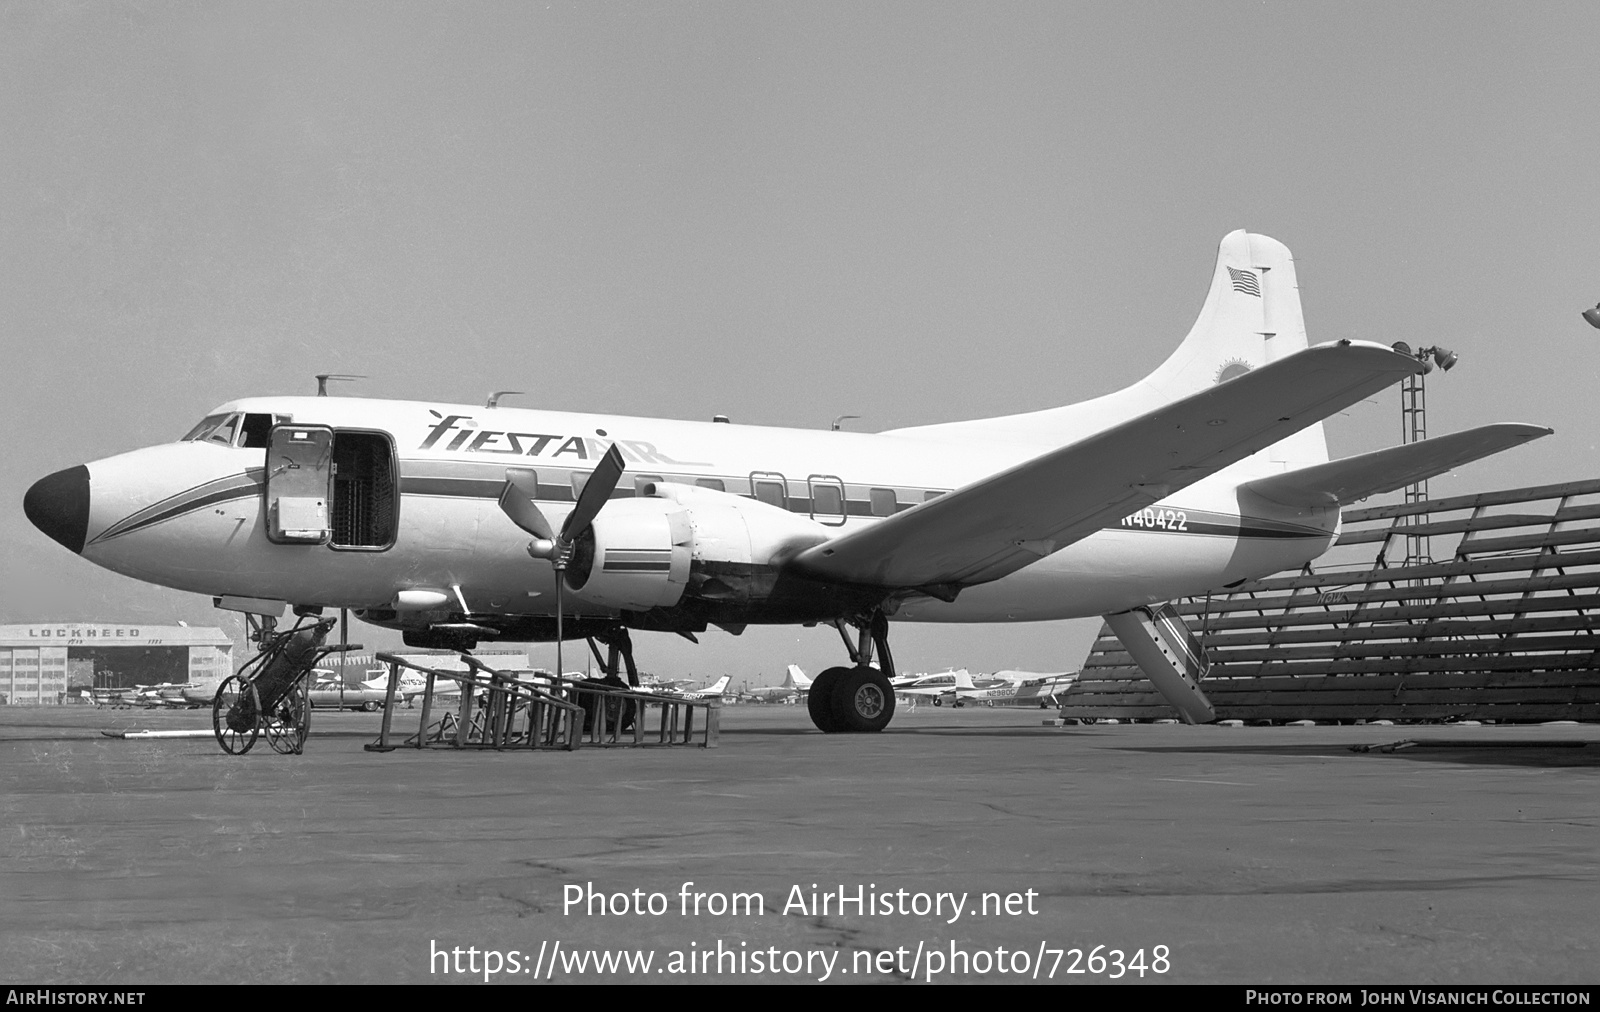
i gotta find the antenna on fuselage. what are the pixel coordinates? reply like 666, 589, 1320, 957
487, 391, 525, 408
315, 374, 365, 396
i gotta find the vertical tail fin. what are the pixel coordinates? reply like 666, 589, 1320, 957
1144, 231, 1326, 471
1145, 231, 1307, 396
885, 230, 1328, 470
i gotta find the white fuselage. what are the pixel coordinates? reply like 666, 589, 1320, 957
57, 395, 1338, 632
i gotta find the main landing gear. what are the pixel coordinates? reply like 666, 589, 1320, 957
575, 626, 641, 736
808, 611, 896, 733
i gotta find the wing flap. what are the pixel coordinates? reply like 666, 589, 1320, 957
791, 342, 1423, 589
1240, 423, 1551, 507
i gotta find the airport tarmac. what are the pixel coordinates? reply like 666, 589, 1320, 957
1, 703, 1596, 985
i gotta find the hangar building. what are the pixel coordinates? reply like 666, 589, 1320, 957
0, 624, 234, 704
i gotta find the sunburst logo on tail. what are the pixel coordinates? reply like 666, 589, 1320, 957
1215, 358, 1253, 384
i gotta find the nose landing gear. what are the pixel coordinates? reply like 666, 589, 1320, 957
808, 611, 896, 733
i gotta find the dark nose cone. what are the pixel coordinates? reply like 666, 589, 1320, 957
24, 465, 90, 554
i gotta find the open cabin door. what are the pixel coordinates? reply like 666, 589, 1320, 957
265, 425, 334, 543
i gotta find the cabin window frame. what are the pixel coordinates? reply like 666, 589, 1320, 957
807, 474, 848, 527
869, 487, 898, 517
749, 471, 788, 510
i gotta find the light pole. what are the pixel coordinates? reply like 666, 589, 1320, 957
1390, 342, 1459, 566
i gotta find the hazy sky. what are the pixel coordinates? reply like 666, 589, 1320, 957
5, 2, 1599, 682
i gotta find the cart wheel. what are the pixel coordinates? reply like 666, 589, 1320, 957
265, 683, 311, 755
213, 675, 260, 755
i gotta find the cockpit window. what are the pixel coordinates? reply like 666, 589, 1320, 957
185, 412, 291, 447
182, 414, 229, 442
182, 413, 244, 446
203, 414, 240, 446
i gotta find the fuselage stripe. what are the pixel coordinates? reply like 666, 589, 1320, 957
90, 457, 1328, 546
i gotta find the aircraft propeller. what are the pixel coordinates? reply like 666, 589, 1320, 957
497, 444, 627, 682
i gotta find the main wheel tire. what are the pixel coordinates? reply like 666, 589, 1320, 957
807, 666, 850, 732
829, 665, 896, 733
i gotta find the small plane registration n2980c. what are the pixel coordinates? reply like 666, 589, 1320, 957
24, 231, 1549, 733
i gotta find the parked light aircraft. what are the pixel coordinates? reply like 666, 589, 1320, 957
673, 675, 731, 700
741, 665, 814, 703
893, 669, 980, 706
892, 668, 1032, 707
919, 669, 1079, 708
982, 670, 1078, 708
24, 232, 1550, 733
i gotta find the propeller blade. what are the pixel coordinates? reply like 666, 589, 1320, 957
561, 444, 626, 540
498, 468, 555, 540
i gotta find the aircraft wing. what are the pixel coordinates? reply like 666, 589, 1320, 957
790, 342, 1422, 590
1239, 423, 1551, 507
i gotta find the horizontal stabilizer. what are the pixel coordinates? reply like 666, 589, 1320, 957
792, 341, 1423, 589
1240, 423, 1552, 508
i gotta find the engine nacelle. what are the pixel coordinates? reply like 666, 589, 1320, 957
566, 499, 693, 610
565, 484, 833, 611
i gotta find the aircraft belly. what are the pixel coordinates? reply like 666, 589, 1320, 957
894, 525, 1332, 623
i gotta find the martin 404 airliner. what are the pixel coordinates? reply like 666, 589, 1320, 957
24, 232, 1548, 732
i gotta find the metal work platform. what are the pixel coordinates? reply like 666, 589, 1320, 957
363, 652, 719, 752
1065, 478, 1600, 722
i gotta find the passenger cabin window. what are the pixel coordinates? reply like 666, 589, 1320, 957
924, 490, 946, 501
869, 488, 898, 517
809, 476, 847, 526
696, 478, 725, 492
570, 473, 588, 501
751, 472, 787, 509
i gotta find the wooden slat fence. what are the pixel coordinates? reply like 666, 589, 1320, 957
1061, 479, 1600, 722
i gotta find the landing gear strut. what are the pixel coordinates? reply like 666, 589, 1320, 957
808, 610, 896, 733
577, 625, 640, 735
585, 626, 641, 688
